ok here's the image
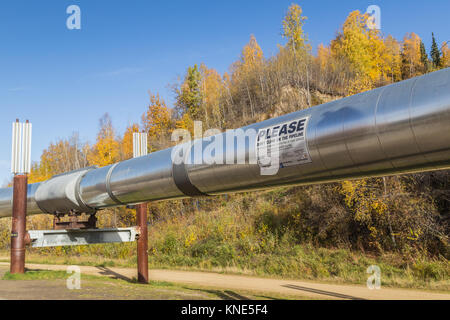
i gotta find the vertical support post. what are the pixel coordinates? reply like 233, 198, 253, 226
133, 130, 149, 283
10, 174, 28, 274
10, 119, 32, 274
136, 203, 148, 284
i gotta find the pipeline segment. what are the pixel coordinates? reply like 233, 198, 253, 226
1, 68, 450, 218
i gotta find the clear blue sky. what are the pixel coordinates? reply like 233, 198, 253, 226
0, 0, 449, 184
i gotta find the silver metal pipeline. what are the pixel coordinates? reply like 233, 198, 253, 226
1, 68, 450, 218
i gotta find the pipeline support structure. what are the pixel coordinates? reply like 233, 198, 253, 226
10, 174, 27, 274
136, 203, 149, 284
0, 68, 450, 275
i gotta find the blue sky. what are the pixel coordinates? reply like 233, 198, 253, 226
0, 0, 449, 184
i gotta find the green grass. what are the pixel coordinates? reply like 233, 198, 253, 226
0, 191, 448, 293
0, 268, 295, 300
2, 244, 448, 292
3, 270, 69, 280
2, 269, 106, 281
145, 247, 450, 291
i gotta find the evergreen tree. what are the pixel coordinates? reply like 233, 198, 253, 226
430, 32, 441, 68
176, 64, 203, 119
419, 40, 429, 72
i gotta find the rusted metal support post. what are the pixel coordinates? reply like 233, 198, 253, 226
10, 119, 32, 274
136, 203, 148, 284
10, 174, 28, 274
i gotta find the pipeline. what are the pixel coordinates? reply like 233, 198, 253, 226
1, 68, 450, 218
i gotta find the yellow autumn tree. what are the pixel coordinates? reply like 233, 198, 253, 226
29, 145, 62, 183
200, 63, 225, 128
282, 3, 309, 52
120, 123, 139, 160
220, 71, 236, 125
441, 42, 450, 68
175, 112, 194, 137
235, 34, 264, 76
314, 42, 353, 94
316, 44, 331, 70
384, 35, 402, 82
401, 32, 422, 79
40, 142, 68, 176
340, 179, 389, 251
141, 92, 173, 150
231, 34, 264, 118
331, 10, 390, 93
27, 163, 45, 184
28, 133, 89, 183
88, 113, 120, 167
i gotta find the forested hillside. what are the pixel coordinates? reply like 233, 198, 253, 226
1, 5, 448, 287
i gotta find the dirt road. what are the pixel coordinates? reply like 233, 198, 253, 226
0, 261, 448, 300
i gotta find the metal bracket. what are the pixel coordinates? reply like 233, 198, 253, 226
27, 227, 139, 248
53, 212, 97, 230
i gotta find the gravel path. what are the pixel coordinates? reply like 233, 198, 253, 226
0, 261, 448, 300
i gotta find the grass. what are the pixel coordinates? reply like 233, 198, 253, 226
3, 270, 69, 280
2, 269, 109, 282
145, 247, 450, 292
0, 252, 129, 268
1, 245, 448, 292
0, 191, 448, 293
0, 268, 296, 300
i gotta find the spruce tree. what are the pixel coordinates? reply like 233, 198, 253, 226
430, 32, 441, 68
420, 40, 429, 73
177, 65, 202, 119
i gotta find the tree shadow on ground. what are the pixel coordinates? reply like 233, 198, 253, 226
282, 284, 365, 300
